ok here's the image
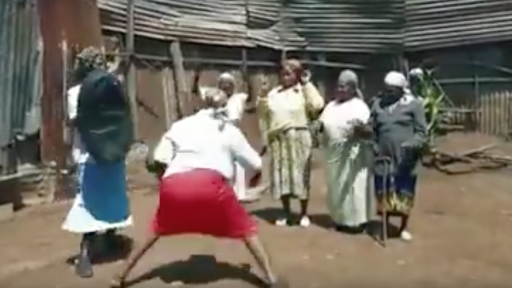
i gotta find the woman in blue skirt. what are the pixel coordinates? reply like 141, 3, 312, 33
371, 71, 427, 242
62, 48, 132, 278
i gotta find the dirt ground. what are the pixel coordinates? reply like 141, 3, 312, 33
1, 135, 512, 288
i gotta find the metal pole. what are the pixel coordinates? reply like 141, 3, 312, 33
126, 0, 139, 139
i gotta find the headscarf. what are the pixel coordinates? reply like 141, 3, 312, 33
74, 46, 107, 81
384, 71, 408, 89
338, 69, 363, 98
201, 87, 231, 130
203, 87, 228, 109
282, 59, 304, 77
217, 72, 236, 84
409, 67, 424, 80
384, 71, 414, 103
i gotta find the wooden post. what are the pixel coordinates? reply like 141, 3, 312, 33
161, 68, 173, 128
315, 53, 327, 98
170, 41, 189, 117
126, 0, 139, 139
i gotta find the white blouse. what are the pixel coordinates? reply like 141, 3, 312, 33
259, 82, 324, 138
153, 109, 262, 180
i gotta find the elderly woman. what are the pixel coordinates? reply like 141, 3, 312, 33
258, 59, 325, 227
319, 70, 372, 233
371, 71, 427, 241
62, 47, 132, 278
111, 88, 285, 288
193, 72, 258, 202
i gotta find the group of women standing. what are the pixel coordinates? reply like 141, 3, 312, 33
257, 59, 427, 242
62, 47, 427, 288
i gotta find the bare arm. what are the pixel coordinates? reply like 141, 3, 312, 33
302, 82, 325, 115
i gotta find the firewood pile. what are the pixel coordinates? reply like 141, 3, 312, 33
424, 142, 512, 174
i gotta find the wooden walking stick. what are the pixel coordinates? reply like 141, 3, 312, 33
374, 155, 391, 247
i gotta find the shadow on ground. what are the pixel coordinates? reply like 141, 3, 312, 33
65, 234, 133, 266
250, 207, 282, 225
125, 254, 266, 287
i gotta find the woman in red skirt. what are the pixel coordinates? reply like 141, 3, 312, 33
111, 88, 284, 288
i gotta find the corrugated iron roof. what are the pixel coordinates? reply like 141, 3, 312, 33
285, 0, 404, 53
98, 0, 306, 49
405, 0, 512, 51
98, 0, 512, 53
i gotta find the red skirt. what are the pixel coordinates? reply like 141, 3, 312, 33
151, 168, 257, 238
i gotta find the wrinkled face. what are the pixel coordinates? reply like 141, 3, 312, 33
280, 65, 298, 88
335, 83, 353, 101
217, 80, 235, 97
384, 85, 403, 98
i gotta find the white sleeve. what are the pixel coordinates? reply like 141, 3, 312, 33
67, 87, 79, 120
227, 93, 248, 122
199, 87, 207, 101
228, 126, 262, 172
356, 101, 371, 123
153, 131, 175, 164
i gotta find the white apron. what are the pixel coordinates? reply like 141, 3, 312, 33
226, 92, 253, 201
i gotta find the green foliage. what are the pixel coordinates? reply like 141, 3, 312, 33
413, 68, 445, 149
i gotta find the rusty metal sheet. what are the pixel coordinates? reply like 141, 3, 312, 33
0, 0, 41, 175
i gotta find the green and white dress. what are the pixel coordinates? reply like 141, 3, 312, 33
258, 83, 324, 200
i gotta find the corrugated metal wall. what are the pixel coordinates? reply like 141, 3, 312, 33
405, 0, 512, 51
0, 0, 41, 175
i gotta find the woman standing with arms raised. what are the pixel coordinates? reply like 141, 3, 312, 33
258, 59, 325, 227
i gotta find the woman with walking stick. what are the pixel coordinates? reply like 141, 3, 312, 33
371, 71, 427, 242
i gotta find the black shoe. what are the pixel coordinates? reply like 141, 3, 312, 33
75, 254, 93, 278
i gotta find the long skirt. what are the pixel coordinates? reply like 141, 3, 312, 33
62, 161, 132, 233
325, 141, 371, 227
151, 169, 257, 238
374, 172, 417, 216
268, 128, 312, 200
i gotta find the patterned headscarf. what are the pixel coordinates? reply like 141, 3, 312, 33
201, 87, 230, 131
74, 46, 107, 81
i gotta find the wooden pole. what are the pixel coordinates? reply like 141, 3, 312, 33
126, 0, 139, 139
170, 41, 189, 117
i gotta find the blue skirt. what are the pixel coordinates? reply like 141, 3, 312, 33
374, 172, 417, 216
62, 161, 132, 233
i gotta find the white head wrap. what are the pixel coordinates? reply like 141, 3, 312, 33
338, 69, 363, 98
409, 67, 424, 80
217, 72, 236, 84
384, 71, 408, 88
